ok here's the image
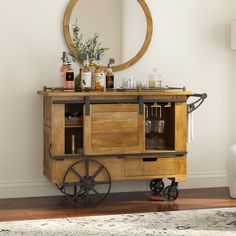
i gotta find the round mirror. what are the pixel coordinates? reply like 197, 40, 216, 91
64, 0, 153, 72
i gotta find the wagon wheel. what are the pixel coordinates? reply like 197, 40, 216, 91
149, 178, 164, 194
163, 185, 179, 201
55, 183, 84, 197
63, 159, 111, 208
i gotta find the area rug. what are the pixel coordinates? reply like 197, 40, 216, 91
0, 208, 236, 235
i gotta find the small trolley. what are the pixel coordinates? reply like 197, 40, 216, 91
38, 87, 206, 207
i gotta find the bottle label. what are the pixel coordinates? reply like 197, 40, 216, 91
81, 72, 92, 89
95, 73, 105, 89
66, 72, 74, 81
106, 75, 114, 89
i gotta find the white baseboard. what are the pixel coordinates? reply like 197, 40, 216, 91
0, 172, 228, 199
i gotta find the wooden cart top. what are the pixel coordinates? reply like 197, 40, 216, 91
37, 88, 193, 97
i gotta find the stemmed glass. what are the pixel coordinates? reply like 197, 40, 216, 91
145, 107, 152, 149
157, 106, 165, 134
156, 105, 165, 150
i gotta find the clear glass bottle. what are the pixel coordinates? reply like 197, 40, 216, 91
149, 68, 162, 88
89, 54, 96, 90
81, 53, 92, 90
95, 53, 106, 90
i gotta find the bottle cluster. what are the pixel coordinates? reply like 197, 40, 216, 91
60, 51, 114, 91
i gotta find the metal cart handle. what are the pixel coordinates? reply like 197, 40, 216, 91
187, 93, 207, 113
48, 144, 52, 158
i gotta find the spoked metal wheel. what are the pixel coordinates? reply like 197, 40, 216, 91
149, 178, 164, 194
55, 183, 82, 197
63, 159, 111, 208
163, 185, 179, 201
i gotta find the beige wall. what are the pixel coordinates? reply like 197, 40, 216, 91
0, 0, 235, 197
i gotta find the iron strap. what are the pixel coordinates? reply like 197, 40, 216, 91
85, 96, 90, 116
52, 98, 187, 105
52, 151, 187, 161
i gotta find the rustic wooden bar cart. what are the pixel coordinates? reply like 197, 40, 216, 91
37, 87, 206, 207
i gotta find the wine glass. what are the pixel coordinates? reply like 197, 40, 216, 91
145, 107, 152, 149
157, 106, 165, 134
156, 106, 165, 149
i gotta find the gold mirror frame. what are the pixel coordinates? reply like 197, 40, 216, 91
63, 0, 153, 72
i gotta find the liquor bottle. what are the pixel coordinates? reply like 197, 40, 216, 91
65, 112, 72, 120
60, 51, 68, 88
106, 63, 114, 89
149, 68, 162, 88
81, 53, 92, 90
89, 54, 96, 90
71, 134, 76, 154
63, 60, 75, 91
95, 53, 105, 90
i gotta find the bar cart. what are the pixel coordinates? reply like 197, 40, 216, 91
37, 87, 206, 207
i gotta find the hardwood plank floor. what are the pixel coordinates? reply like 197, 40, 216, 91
0, 187, 235, 222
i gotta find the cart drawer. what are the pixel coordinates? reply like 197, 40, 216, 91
124, 157, 177, 177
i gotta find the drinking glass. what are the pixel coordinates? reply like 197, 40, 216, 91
157, 106, 165, 134
145, 107, 153, 149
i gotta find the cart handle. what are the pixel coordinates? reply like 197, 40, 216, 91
48, 144, 52, 158
187, 93, 207, 113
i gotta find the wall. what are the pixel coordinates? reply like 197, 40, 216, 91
0, 0, 235, 198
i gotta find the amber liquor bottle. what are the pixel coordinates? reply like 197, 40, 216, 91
63, 60, 75, 91
95, 53, 105, 90
106, 63, 114, 89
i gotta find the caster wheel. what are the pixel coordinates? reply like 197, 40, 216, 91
149, 179, 164, 194
163, 185, 179, 201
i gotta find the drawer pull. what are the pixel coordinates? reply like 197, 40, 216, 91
143, 158, 158, 162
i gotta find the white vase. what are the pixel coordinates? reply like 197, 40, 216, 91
226, 145, 236, 198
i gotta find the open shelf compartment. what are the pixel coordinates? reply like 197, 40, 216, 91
145, 103, 175, 151
64, 104, 83, 154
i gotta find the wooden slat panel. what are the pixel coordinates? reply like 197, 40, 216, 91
84, 104, 143, 155
83, 105, 92, 155
138, 107, 145, 153
38, 90, 193, 97
51, 158, 125, 183
43, 125, 52, 181
50, 156, 186, 183
52, 104, 65, 155
44, 97, 52, 122
92, 112, 138, 133
92, 132, 138, 147
124, 157, 186, 177
91, 104, 138, 112
175, 103, 187, 152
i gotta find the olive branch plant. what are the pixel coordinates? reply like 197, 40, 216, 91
69, 21, 109, 65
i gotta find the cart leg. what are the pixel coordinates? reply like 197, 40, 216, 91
74, 185, 77, 196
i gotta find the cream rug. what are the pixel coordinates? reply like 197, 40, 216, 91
0, 208, 236, 235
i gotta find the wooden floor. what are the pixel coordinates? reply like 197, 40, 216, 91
0, 187, 236, 222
